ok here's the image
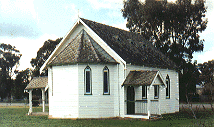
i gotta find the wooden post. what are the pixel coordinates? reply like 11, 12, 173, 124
28, 89, 33, 115
42, 88, 45, 112
147, 87, 150, 119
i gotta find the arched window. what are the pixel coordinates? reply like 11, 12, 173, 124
142, 86, 147, 99
103, 66, 110, 95
84, 66, 92, 95
154, 85, 159, 99
166, 75, 170, 99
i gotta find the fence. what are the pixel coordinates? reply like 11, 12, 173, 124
0, 98, 49, 105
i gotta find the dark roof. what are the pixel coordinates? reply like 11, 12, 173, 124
123, 70, 158, 86
48, 29, 117, 65
25, 77, 48, 90
80, 18, 177, 69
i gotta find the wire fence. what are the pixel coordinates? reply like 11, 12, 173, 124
0, 98, 49, 106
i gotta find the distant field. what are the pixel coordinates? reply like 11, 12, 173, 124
0, 107, 214, 127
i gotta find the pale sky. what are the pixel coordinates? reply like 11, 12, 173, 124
0, 0, 213, 71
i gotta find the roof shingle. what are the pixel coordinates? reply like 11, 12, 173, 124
123, 70, 158, 86
48, 29, 117, 65
25, 77, 48, 90
80, 18, 177, 69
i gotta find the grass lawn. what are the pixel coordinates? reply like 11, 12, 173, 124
0, 107, 214, 127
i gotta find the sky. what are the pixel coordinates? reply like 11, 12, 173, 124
0, 0, 213, 71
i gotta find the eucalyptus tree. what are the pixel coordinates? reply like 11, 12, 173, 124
122, 0, 207, 67
122, 0, 208, 119
30, 38, 62, 76
198, 61, 214, 111
0, 43, 21, 99
13, 68, 32, 99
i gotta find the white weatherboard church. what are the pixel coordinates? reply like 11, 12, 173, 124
40, 17, 179, 119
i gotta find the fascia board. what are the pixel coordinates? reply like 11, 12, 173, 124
157, 71, 167, 87
151, 71, 166, 87
40, 19, 80, 73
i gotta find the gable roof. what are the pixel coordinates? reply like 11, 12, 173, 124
25, 77, 48, 90
41, 17, 177, 71
80, 18, 177, 69
48, 29, 117, 66
122, 70, 165, 86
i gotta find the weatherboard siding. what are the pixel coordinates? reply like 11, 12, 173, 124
78, 64, 118, 118
49, 65, 79, 118
48, 67, 53, 116
126, 65, 179, 114
119, 63, 126, 117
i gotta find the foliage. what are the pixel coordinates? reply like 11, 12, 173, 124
0, 43, 21, 99
0, 107, 214, 126
12, 68, 32, 99
198, 60, 214, 110
122, 0, 207, 67
30, 38, 62, 76
179, 61, 201, 102
122, 0, 207, 102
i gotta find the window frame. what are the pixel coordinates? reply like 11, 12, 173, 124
142, 85, 147, 99
84, 66, 92, 95
103, 66, 110, 95
166, 75, 170, 99
154, 85, 159, 99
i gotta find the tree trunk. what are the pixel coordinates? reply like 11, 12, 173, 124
185, 83, 197, 119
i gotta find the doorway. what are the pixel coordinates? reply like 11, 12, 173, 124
127, 86, 135, 114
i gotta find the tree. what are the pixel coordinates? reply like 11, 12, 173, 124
122, 0, 208, 120
198, 60, 214, 111
179, 61, 202, 104
122, 0, 207, 68
12, 68, 32, 99
0, 43, 21, 99
122, 0, 207, 97
30, 38, 62, 76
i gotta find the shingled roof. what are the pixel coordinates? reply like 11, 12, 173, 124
123, 70, 159, 86
80, 18, 177, 69
25, 77, 48, 90
48, 29, 117, 65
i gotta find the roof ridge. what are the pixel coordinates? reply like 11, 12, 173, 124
80, 17, 131, 33
80, 18, 153, 46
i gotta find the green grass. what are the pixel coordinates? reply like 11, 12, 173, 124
0, 107, 214, 127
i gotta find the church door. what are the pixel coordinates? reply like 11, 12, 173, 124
127, 86, 135, 114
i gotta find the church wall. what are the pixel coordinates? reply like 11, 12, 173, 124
126, 65, 179, 114
48, 65, 79, 118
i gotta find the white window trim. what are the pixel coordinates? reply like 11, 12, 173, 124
166, 75, 170, 99
84, 66, 92, 95
142, 86, 147, 99
154, 85, 159, 99
103, 66, 110, 95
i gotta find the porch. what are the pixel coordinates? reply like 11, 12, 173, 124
122, 70, 166, 119
124, 99, 161, 119
124, 114, 162, 119
24, 76, 48, 116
